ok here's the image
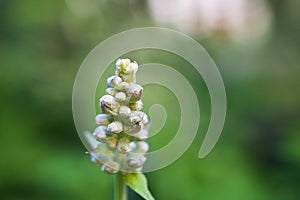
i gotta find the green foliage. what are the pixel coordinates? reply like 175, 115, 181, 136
124, 173, 155, 200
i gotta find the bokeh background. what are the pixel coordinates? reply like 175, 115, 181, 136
1, 0, 300, 199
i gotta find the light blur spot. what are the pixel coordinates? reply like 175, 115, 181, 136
65, 0, 103, 18
147, 0, 273, 43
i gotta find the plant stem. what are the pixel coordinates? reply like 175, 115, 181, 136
115, 172, 127, 200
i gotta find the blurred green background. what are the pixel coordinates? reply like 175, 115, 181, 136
1, 0, 300, 199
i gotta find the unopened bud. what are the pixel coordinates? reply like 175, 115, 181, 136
128, 154, 146, 168
118, 82, 130, 91
107, 121, 123, 134
125, 62, 138, 74
106, 88, 118, 96
94, 114, 112, 125
101, 161, 120, 174
119, 106, 131, 118
116, 58, 131, 72
93, 126, 107, 140
125, 124, 142, 134
119, 62, 138, 83
129, 111, 148, 125
127, 84, 143, 101
92, 143, 114, 162
93, 126, 117, 148
127, 129, 148, 141
117, 137, 131, 153
100, 95, 120, 115
130, 100, 143, 111
107, 76, 122, 88
135, 141, 149, 153
90, 155, 102, 165
115, 92, 126, 102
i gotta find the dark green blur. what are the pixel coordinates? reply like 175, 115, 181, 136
0, 0, 299, 199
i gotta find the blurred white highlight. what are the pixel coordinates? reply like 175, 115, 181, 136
147, 0, 272, 42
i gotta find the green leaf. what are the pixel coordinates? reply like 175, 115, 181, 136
123, 173, 155, 200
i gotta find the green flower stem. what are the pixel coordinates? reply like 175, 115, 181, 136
115, 172, 127, 200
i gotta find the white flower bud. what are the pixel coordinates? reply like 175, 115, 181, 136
114, 92, 126, 102
90, 155, 102, 165
101, 161, 120, 174
122, 62, 138, 75
130, 100, 143, 111
129, 111, 148, 124
100, 95, 120, 115
107, 121, 123, 134
122, 74, 136, 84
115, 59, 138, 83
107, 75, 122, 88
125, 124, 142, 134
135, 141, 149, 153
127, 84, 143, 101
142, 114, 149, 124
106, 88, 118, 96
128, 154, 146, 168
129, 141, 149, 153
93, 126, 107, 140
127, 129, 148, 141
105, 136, 118, 149
94, 114, 112, 125
117, 138, 131, 153
119, 106, 131, 117
129, 141, 137, 150
126, 62, 138, 74
118, 82, 130, 91
93, 126, 117, 148
92, 143, 114, 162
116, 58, 130, 71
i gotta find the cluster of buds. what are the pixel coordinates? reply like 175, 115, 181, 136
89, 58, 150, 174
